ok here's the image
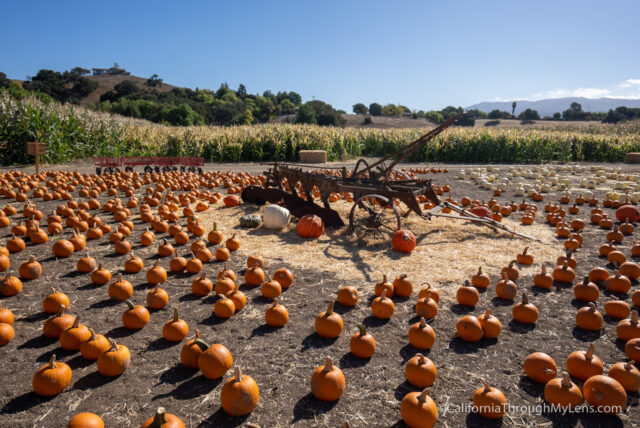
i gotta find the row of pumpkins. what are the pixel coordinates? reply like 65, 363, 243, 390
457, 164, 640, 202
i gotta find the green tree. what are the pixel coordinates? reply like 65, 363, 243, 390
440, 106, 463, 121
352, 103, 368, 115
512, 101, 517, 116
0, 72, 10, 88
518, 108, 540, 120
23, 68, 97, 102
424, 110, 443, 123
369, 102, 382, 116
114, 80, 140, 97
464, 109, 487, 120
553, 112, 561, 120
216, 83, 232, 98
236, 84, 247, 98
161, 103, 204, 126
279, 99, 296, 115
488, 109, 504, 119
252, 96, 276, 122
70, 67, 90, 76
295, 104, 317, 124
232, 108, 253, 125
381, 104, 403, 117
286, 91, 302, 105
562, 102, 586, 120
145, 74, 163, 87
302, 100, 346, 126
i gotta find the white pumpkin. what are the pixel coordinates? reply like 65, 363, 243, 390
263, 205, 291, 229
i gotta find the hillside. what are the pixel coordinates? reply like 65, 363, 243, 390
271, 114, 437, 129
466, 97, 640, 117
80, 74, 178, 105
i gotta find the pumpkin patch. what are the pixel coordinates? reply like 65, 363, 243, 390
0, 163, 638, 426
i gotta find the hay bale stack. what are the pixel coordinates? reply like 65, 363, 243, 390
299, 150, 327, 163
625, 153, 640, 164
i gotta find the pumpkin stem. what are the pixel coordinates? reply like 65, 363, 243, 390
357, 323, 367, 336
88, 328, 96, 341
419, 317, 427, 328
28, 255, 36, 262
49, 354, 57, 369
521, 292, 529, 305
107, 338, 118, 352
477, 266, 483, 275
150, 407, 168, 428
509, 260, 516, 268
71, 315, 80, 329
582, 276, 590, 285
271, 298, 279, 308
417, 388, 431, 404
234, 366, 242, 382
585, 343, 595, 359
631, 310, 638, 324
153, 260, 160, 268
479, 378, 491, 391
194, 338, 209, 351
172, 307, 180, 322
323, 357, 334, 372
484, 309, 492, 318
560, 372, 571, 388
55, 304, 66, 316
325, 299, 334, 316
124, 299, 135, 310
417, 353, 426, 364
522, 247, 529, 255
587, 302, 597, 311
541, 264, 547, 275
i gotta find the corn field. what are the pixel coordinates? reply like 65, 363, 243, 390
1, 91, 640, 165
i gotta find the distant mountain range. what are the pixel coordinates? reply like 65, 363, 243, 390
466, 97, 640, 117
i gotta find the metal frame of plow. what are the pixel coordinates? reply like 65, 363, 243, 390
425, 201, 540, 241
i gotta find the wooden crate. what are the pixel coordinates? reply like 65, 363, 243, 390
299, 150, 327, 163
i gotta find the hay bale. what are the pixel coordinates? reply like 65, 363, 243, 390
299, 150, 327, 163
625, 153, 640, 164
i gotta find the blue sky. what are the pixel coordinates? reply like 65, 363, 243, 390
1, 0, 639, 111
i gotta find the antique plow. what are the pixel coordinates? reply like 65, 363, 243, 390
242, 113, 536, 241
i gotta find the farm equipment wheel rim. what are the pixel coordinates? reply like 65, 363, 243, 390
348, 194, 401, 240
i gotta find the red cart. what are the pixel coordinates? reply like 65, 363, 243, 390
93, 156, 205, 174
93, 157, 123, 175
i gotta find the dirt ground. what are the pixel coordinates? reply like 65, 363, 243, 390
0, 160, 639, 427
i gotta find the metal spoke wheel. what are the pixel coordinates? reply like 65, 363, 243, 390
348, 194, 401, 240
